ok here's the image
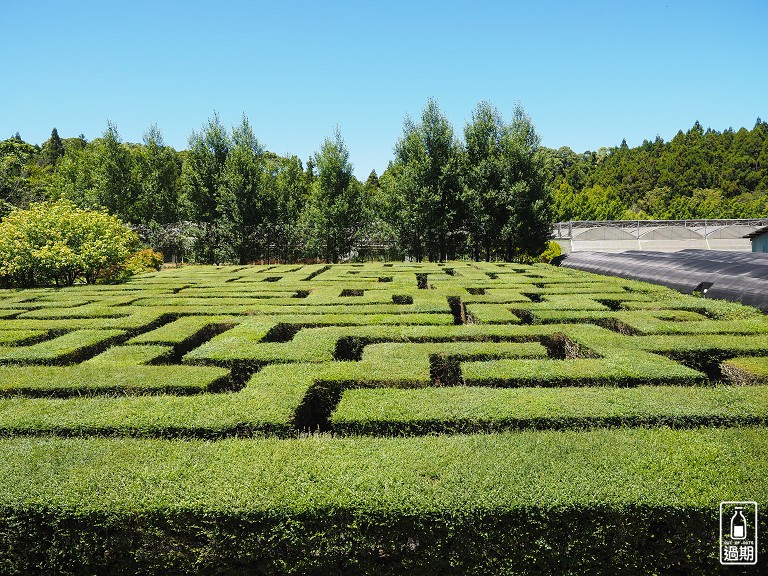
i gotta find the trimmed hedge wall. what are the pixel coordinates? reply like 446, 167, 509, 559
0, 428, 765, 574
2, 506, 760, 575
331, 385, 768, 435
0, 261, 766, 573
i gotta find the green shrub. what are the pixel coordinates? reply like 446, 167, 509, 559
103, 247, 164, 281
721, 356, 768, 385
0, 330, 46, 345
0, 362, 316, 436
0, 329, 125, 365
0, 199, 141, 287
331, 384, 768, 435
0, 363, 229, 397
537, 240, 562, 262
0, 262, 765, 574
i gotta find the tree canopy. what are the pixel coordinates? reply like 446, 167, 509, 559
1, 109, 765, 265
550, 119, 768, 221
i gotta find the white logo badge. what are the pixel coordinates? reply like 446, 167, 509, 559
720, 501, 758, 565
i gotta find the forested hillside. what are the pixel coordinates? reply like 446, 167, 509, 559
549, 119, 768, 221
1, 112, 766, 264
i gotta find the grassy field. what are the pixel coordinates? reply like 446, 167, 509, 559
0, 261, 766, 574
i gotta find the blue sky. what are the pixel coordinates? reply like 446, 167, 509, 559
3, 0, 766, 178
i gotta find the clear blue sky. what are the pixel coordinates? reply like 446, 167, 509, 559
3, 0, 766, 178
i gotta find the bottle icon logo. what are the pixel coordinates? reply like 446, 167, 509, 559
720, 502, 758, 565
731, 507, 747, 540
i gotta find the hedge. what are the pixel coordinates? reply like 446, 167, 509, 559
0, 363, 229, 397
0, 329, 125, 365
0, 329, 47, 345
331, 384, 768, 435
127, 315, 240, 345
0, 260, 764, 574
184, 323, 558, 367
462, 356, 706, 387
0, 428, 764, 574
0, 363, 315, 436
721, 356, 768, 385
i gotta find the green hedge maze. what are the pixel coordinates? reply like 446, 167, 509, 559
0, 262, 766, 574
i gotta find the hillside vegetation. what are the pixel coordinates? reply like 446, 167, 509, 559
551, 119, 768, 221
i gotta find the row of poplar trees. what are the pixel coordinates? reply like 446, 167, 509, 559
384, 99, 550, 262
1, 99, 552, 263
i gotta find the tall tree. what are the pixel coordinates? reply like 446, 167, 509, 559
270, 153, 309, 263
41, 128, 65, 168
132, 124, 182, 225
48, 139, 96, 208
499, 105, 552, 261
219, 115, 268, 264
463, 101, 506, 260
390, 98, 463, 261
91, 121, 136, 220
181, 113, 230, 263
365, 169, 379, 189
463, 102, 553, 261
304, 128, 364, 263
0, 136, 48, 209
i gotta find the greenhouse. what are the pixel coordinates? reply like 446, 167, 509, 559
558, 249, 768, 310
554, 219, 765, 253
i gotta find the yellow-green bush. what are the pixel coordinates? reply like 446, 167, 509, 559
126, 248, 164, 273
0, 199, 141, 286
101, 247, 164, 281
538, 240, 562, 262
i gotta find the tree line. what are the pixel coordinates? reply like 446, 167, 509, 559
550, 119, 768, 221
2, 106, 766, 264
0, 100, 552, 263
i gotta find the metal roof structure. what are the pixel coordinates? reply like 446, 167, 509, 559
571, 227, 637, 241
553, 219, 768, 253
558, 249, 768, 311
744, 226, 768, 239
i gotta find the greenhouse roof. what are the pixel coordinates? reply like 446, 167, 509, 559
559, 249, 768, 311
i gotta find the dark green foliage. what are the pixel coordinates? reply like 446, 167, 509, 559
0, 137, 46, 207
463, 102, 509, 260
132, 125, 182, 225
498, 106, 552, 261
383, 99, 551, 262
303, 128, 366, 263
181, 114, 231, 263
551, 118, 768, 221
41, 127, 65, 168
7, 111, 763, 264
0, 505, 758, 576
218, 115, 268, 264
93, 121, 138, 218
388, 99, 464, 261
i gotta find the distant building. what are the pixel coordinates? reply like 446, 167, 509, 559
552, 219, 768, 254
745, 226, 768, 253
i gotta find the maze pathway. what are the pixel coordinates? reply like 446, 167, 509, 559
0, 262, 766, 572
0, 261, 766, 436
